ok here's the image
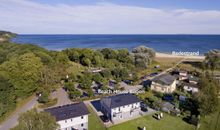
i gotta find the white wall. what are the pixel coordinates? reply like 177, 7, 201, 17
57, 115, 88, 129
184, 86, 199, 93
111, 102, 140, 116
151, 80, 176, 93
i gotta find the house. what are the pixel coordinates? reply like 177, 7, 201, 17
183, 83, 199, 93
172, 69, 188, 81
188, 75, 199, 84
100, 94, 141, 123
179, 70, 188, 77
45, 102, 89, 130
151, 74, 177, 93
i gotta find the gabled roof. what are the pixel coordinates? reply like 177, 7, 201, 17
45, 102, 89, 121
152, 74, 176, 86
101, 94, 140, 109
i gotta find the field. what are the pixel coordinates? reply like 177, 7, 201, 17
138, 57, 183, 77
108, 113, 195, 130
88, 99, 220, 130
88, 105, 106, 130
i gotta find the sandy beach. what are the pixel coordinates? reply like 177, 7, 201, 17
156, 52, 205, 60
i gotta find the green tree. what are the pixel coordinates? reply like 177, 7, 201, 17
93, 73, 104, 83
0, 53, 43, 98
38, 91, 49, 103
80, 74, 92, 89
81, 57, 91, 67
0, 72, 16, 117
204, 49, 220, 71
11, 109, 59, 130
196, 72, 219, 116
132, 46, 156, 68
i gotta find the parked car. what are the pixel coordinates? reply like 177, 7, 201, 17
140, 102, 148, 112
100, 115, 109, 122
163, 95, 174, 101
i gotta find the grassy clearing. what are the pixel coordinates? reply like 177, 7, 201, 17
109, 113, 195, 130
87, 105, 106, 130
86, 99, 220, 130
137, 57, 183, 77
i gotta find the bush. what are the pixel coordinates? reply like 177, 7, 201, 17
38, 92, 49, 103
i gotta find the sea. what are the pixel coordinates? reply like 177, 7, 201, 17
12, 35, 220, 55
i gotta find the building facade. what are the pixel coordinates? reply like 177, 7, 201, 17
100, 94, 141, 123
45, 102, 89, 130
151, 74, 177, 93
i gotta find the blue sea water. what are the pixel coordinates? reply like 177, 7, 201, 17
12, 35, 220, 54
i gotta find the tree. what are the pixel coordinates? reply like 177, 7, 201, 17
101, 48, 118, 59
69, 90, 81, 99
204, 49, 220, 70
0, 53, 43, 98
196, 72, 219, 116
100, 70, 112, 79
38, 91, 49, 103
132, 46, 156, 68
93, 73, 104, 83
80, 75, 92, 89
11, 109, 59, 130
81, 57, 91, 67
0, 72, 15, 117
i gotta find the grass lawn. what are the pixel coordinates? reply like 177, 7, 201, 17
87, 105, 106, 130
109, 113, 195, 130
138, 58, 183, 77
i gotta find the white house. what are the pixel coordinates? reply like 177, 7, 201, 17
151, 74, 177, 93
183, 83, 199, 93
100, 94, 141, 123
45, 102, 89, 130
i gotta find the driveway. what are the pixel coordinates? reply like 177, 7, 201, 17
0, 96, 38, 130
50, 87, 72, 107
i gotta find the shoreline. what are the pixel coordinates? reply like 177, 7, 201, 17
156, 52, 205, 60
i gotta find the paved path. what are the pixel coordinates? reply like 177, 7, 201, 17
50, 87, 72, 107
0, 96, 38, 130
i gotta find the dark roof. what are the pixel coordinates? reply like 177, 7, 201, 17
101, 94, 140, 109
152, 74, 176, 86
45, 102, 89, 121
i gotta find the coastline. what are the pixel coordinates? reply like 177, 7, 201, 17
156, 52, 205, 60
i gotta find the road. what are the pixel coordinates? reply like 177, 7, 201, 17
0, 96, 38, 130
0, 87, 72, 130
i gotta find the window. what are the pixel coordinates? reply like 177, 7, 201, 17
81, 123, 84, 127
71, 119, 72, 122
81, 116, 84, 119
65, 120, 67, 123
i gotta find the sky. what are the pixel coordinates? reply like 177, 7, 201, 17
0, 0, 220, 34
